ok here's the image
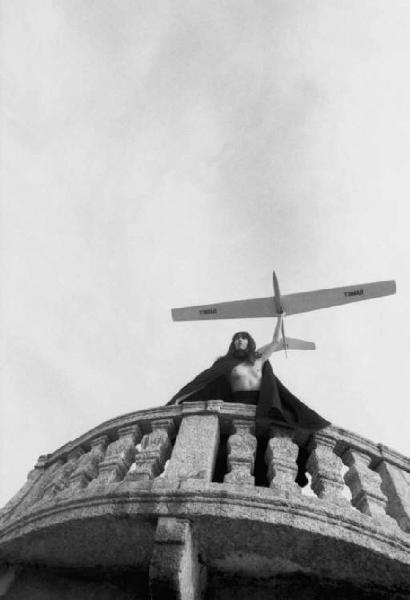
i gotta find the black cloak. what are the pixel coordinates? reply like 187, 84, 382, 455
167, 356, 330, 433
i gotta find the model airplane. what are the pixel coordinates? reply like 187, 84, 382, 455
171, 272, 396, 353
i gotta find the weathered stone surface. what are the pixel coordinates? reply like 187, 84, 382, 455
307, 431, 347, 504
39, 405, 180, 467
149, 517, 206, 600
43, 448, 85, 499
1, 458, 66, 523
0, 566, 18, 596
165, 415, 219, 482
1, 404, 410, 599
0, 455, 47, 519
224, 420, 256, 486
126, 419, 174, 481
377, 460, 410, 532
342, 448, 394, 525
90, 425, 142, 486
0, 467, 46, 523
66, 436, 108, 492
205, 573, 410, 600
265, 425, 300, 495
0, 565, 146, 599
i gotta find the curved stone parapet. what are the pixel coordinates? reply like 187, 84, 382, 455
1, 401, 409, 599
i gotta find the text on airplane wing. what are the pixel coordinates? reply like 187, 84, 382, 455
281, 280, 396, 315
171, 280, 396, 321
171, 297, 277, 321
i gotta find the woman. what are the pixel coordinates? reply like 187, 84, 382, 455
168, 315, 330, 433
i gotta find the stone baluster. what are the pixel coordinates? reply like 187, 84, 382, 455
0, 456, 63, 521
90, 425, 142, 486
265, 425, 300, 495
43, 447, 85, 498
67, 436, 109, 492
307, 432, 347, 504
342, 448, 391, 521
376, 460, 410, 532
126, 419, 175, 482
224, 419, 257, 486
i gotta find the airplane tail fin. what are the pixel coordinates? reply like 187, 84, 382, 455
272, 337, 316, 352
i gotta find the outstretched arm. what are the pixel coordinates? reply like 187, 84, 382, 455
256, 313, 284, 362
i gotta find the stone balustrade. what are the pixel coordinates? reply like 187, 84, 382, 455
1, 401, 410, 600
1, 401, 409, 534
0, 406, 180, 524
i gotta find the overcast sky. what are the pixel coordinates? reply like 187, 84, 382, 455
1, 0, 410, 506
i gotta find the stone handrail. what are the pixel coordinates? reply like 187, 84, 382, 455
1, 400, 409, 534
1, 400, 410, 598
0, 405, 180, 523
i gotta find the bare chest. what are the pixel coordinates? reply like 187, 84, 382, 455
229, 361, 263, 391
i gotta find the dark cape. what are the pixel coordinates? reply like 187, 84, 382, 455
167, 356, 330, 433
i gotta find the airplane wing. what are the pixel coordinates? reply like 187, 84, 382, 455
171, 297, 275, 321
281, 280, 396, 315
171, 280, 396, 321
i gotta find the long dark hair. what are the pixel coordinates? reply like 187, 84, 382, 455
223, 331, 260, 365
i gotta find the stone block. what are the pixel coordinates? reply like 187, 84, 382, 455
149, 517, 206, 600
165, 415, 220, 482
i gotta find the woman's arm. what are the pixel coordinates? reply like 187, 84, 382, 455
256, 313, 285, 362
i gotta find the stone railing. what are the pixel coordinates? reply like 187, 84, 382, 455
1, 401, 409, 533
0, 405, 180, 525
1, 401, 410, 599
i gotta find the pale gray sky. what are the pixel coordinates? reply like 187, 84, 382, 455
1, 0, 410, 506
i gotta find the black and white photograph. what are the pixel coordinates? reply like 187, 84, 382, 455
1, 2, 409, 598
